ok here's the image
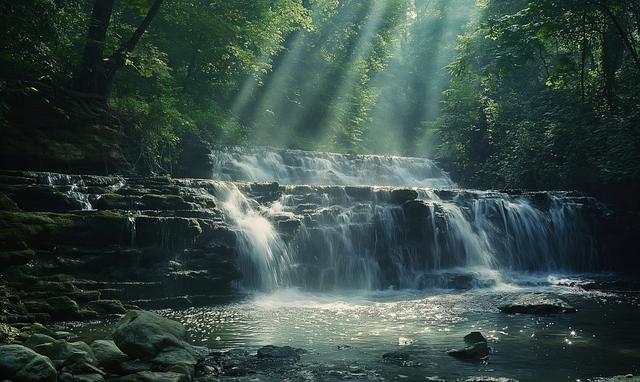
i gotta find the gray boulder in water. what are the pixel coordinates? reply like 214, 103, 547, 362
113, 310, 208, 366
0, 344, 57, 382
464, 331, 487, 345
447, 341, 490, 360
256, 345, 302, 361
498, 294, 576, 315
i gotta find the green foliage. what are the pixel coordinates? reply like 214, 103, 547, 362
435, 0, 640, 190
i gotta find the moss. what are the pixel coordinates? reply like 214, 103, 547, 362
0, 249, 35, 266
93, 193, 131, 210
141, 194, 192, 210
0, 193, 20, 211
86, 299, 126, 315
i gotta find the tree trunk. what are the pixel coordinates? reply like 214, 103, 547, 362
73, 0, 115, 96
73, 0, 163, 98
105, 0, 163, 94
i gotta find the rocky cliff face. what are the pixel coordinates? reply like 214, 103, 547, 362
0, 171, 242, 324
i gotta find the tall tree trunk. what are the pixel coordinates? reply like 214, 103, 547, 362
73, 0, 115, 95
73, 0, 162, 98
105, 0, 163, 95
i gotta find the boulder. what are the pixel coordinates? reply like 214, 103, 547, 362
464, 331, 487, 345
90, 340, 128, 372
31, 340, 96, 369
113, 310, 207, 366
86, 300, 126, 315
498, 294, 576, 315
447, 342, 490, 360
46, 296, 79, 320
24, 334, 56, 349
0, 344, 57, 382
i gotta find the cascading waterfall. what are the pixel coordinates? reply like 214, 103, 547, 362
206, 148, 599, 291
211, 146, 456, 188
211, 182, 292, 290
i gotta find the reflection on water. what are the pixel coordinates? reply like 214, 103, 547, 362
159, 279, 639, 381
68, 277, 640, 381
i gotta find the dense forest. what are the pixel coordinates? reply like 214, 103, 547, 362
1, 0, 639, 192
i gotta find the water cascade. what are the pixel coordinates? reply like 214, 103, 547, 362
211, 146, 456, 188
207, 148, 600, 291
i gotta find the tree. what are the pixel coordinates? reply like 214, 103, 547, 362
73, 0, 163, 97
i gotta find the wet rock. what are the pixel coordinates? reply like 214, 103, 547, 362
86, 300, 126, 315
90, 340, 127, 373
23, 334, 56, 349
31, 339, 97, 369
0, 192, 20, 211
464, 332, 487, 345
498, 294, 576, 315
7, 185, 85, 212
255, 345, 302, 362
447, 342, 490, 360
24, 300, 52, 314
0, 322, 19, 344
389, 189, 418, 204
108, 371, 190, 382
0, 344, 57, 382
381, 351, 421, 367
462, 378, 519, 382
118, 359, 153, 374
141, 194, 192, 211
67, 290, 101, 304
18, 323, 57, 340
0, 248, 35, 266
46, 296, 79, 320
113, 310, 207, 366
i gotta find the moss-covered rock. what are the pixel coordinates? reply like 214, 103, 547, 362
0, 192, 20, 211
141, 194, 192, 210
86, 300, 126, 315
0, 248, 36, 266
92, 193, 136, 210
0, 344, 57, 382
0, 322, 19, 344
23, 300, 52, 314
46, 296, 79, 320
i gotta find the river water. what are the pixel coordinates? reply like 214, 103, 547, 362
69, 147, 640, 380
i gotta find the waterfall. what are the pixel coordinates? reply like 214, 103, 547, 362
210, 182, 292, 290
206, 148, 599, 291
211, 146, 456, 188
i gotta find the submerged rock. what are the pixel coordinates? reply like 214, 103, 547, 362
381, 351, 421, 367
447, 342, 490, 360
256, 345, 302, 361
0, 344, 57, 382
498, 294, 576, 315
